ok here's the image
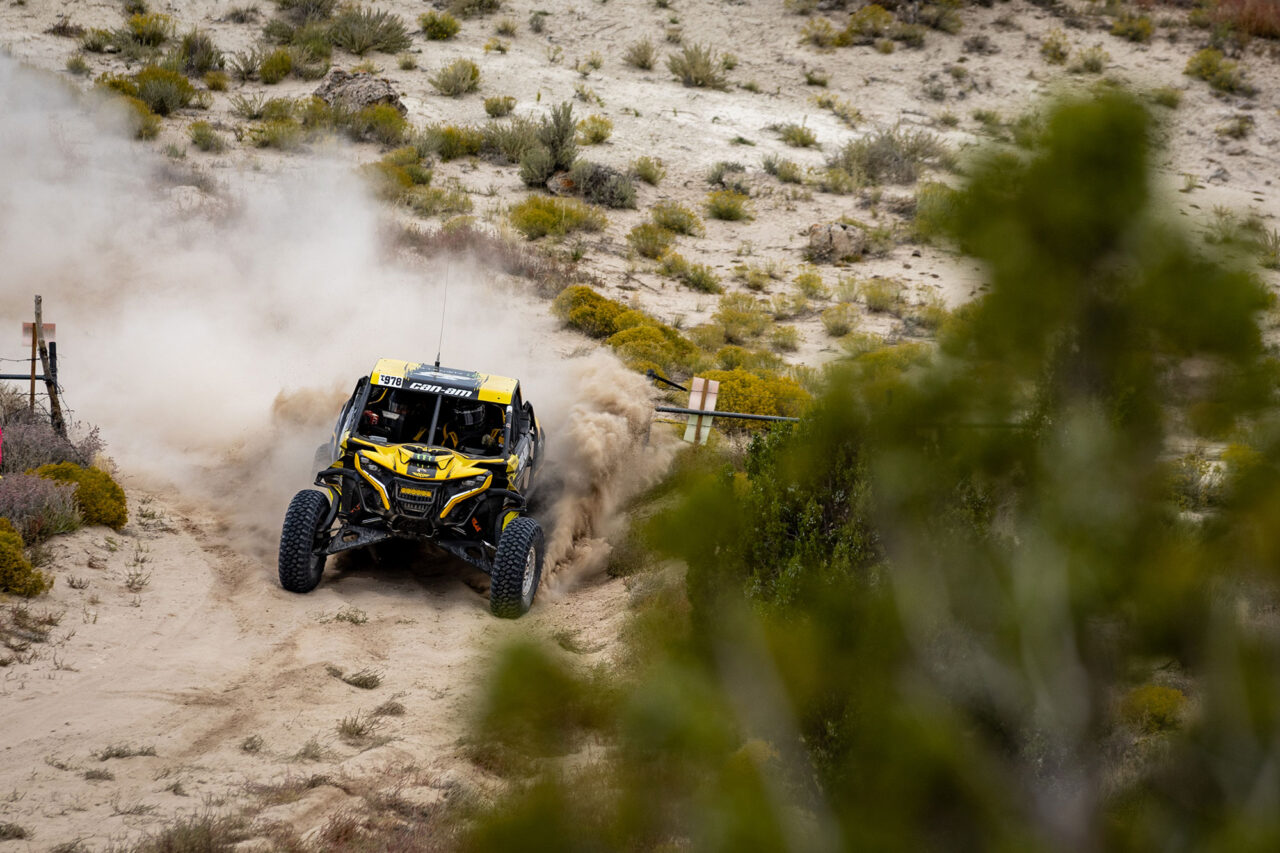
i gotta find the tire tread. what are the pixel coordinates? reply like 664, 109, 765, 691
490, 516, 543, 618
279, 490, 330, 593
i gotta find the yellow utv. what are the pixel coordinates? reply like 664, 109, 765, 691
278, 358, 545, 617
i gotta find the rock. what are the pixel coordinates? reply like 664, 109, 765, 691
806, 222, 867, 262
313, 69, 406, 114
546, 171, 576, 197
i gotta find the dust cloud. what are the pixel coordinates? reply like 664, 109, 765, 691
0, 56, 670, 585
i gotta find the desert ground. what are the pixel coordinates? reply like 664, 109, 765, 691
1, 0, 1278, 849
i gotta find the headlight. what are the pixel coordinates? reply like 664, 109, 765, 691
452, 475, 488, 492
361, 459, 390, 481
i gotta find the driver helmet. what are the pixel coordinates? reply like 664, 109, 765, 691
455, 403, 486, 428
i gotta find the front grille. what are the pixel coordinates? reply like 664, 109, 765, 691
393, 479, 437, 517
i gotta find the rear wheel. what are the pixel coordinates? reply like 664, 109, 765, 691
490, 516, 544, 618
279, 490, 331, 593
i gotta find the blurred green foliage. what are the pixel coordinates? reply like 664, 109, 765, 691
461, 93, 1280, 851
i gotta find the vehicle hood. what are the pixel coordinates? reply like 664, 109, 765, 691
354, 443, 509, 480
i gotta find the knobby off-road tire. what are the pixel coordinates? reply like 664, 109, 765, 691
279, 489, 331, 593
490, 516, 544, 618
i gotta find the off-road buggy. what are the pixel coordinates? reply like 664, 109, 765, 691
278, 358, 545, 617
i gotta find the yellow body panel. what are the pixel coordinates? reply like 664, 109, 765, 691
370, 358, 518, 405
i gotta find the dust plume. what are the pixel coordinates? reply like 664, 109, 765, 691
541, 356, 676, 590
0, 56, 668, 585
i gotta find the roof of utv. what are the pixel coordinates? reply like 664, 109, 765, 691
369, 358, 519, 405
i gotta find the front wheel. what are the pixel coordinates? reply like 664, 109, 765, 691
490, 516, 544, 618
279, 490, 331, 593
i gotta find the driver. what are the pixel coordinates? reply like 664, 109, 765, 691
440, 402, 501, 452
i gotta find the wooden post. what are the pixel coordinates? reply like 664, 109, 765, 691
28, 311, 36, 414
34, 296, 66, 437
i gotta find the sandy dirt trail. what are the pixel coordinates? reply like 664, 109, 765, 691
1, 483, 631, 851
0, 53, 655, 851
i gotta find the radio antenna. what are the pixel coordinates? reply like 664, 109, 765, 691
435, 261, 450, 369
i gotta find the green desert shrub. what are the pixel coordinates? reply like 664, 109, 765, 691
633, 155, 665, 185
81, 28, 114, 52
828, 127, 947, 186
769, 325, 800, 352
537, 101, 577, 169
251, 118, 305, 150
576, 114, 612, 144
1185, 48, 1255, 95
258, 47, 293, 83
519, 146, 556, 187
329, 6, 411, 54
420, 10, 461, 39
481, 116, 539, 162
204, 69, 229, 90
844, 3, 894, 44
0, 474, 81, 542
701, 368, 808, 419
667, 43, 728, 89
651, 201, 703, 236
1111, 12, 1153, 43
66, 54, 91, 77
31, 463, 127, 530
821, 303, 859, 337
1150, 86, 1182, 109
127, 12, 172, 47
567, 161, 636, 209
606, 322, 701, 376
509, 196, 606, 239
277, 0, 337, 26
552, 286, 628, 338
778, 122, 818, 148
449, 0, 502, 17
1071, 45, 1109, 74
430, 58, 481, 96
1041, 28, 1069, 64
859, 277, 905, 313
518, 102, 578, 185
705, 190, 752, 221
908, 294, 949, 331
628, 224, 675, 259
1120, 685, 1185, 733
0, 518, 52, 597
174, 29, 223, 76
123, 96, 162, 139
913, 181, 959, 244
346, 103, 407, 145
793, 267, 827, 298
133, 65, 196, 115
484, 95, 516, 117
418, 123, 484, 160
715, 293, 770, 343
624, 38, 656, 70
189, 120, 227, 152
682, 263, 722, 294
762, 154, 803, 184
405, 184, 473, 217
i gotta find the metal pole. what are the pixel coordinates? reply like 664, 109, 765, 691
655, 406, 800, 424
